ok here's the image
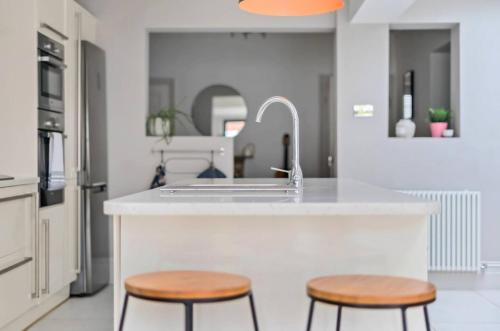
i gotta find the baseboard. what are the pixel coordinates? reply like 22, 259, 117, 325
429, 270, 500, 290
2, 285, 69, 331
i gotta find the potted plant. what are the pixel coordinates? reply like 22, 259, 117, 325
428, 107, 451, 138
147, 106, 192, 144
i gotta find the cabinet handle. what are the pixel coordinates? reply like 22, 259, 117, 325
0, 257, 33, 276
46, 219, 50, 295
41, 219, 50, 294
40, 22, 69, 40
32, 193, 39, 299
38, 55, 67, 69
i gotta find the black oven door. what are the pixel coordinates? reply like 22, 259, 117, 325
38, 130, 65, 207
38, 54, 65, 112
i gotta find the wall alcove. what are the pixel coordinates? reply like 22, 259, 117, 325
389, 26, 460, 138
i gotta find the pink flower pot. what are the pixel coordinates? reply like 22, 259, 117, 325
430, 122, 448, 137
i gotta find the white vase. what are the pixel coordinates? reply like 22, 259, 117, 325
395, 119, 416, 138
147, 118, 171, 136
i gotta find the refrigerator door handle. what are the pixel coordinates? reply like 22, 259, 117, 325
83, 182, 107, 192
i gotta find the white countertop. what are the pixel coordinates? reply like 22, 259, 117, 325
104, 178, 439, 216
0, 177, 39, 188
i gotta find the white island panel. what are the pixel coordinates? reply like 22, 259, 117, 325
113, 215, 430, 331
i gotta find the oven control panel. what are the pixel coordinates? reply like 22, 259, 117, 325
38, 110, 64, 132
38, 33, 64, 60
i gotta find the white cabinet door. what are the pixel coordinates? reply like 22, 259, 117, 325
64, 180, 79, 283
0, 262, 34, 328
65, 1, 98, 179
0, 0, 38, 177
39, 205, 66, 299
64, 1, 78, 179
0, 186, 37, 329
38, 0, 68, 40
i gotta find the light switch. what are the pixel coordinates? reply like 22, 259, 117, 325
353, 104, 374, 117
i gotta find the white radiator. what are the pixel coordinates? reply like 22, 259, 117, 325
402, 191, 481, 272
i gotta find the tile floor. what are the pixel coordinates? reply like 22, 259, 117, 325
27, 288, 500, 331
27, 287, 113, 331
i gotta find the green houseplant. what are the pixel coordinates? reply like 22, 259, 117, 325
428, 107, 451, 137
147, 106, 192, 144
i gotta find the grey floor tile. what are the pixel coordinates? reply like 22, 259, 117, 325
28, 286, 113, 331
478, 290, 500, 308
429, 291, 500, 324
28, 318, 112, 331
28, 288, 500, 330
433, 323, 500, 331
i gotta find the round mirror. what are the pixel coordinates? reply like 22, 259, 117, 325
191, 85, 248, 137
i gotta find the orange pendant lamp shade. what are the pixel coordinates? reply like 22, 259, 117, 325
239, 0, 344, 16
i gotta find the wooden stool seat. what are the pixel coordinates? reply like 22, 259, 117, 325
305, 275, 436, 331
125, 271, 252, 301
120, 271, 259, 331
307, 275, 436, 307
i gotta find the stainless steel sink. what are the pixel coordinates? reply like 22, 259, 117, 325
160, 183, 299, 193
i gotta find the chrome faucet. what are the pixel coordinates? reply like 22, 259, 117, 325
256, 96, 303, 189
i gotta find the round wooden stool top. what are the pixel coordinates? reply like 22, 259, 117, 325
125, 271, 251, 301
307, 275, 436, 307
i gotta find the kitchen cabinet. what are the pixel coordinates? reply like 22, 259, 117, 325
38, 205, 66, 300
37, 0, 68, 41
0, 181, 38, 329
65, 1, 98, 180
0, 0, 98, 328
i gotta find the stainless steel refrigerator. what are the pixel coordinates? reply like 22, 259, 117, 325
70, 41, 109, 296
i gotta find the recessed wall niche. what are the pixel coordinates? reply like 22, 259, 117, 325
389, 27, 460, 138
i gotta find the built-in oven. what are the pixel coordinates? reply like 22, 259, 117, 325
38, 33, 66, 113
38, 111, 65, 207
38, 32, 66, 207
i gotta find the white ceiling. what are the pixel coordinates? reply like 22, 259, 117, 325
350, 0, 418, 22
75, 0, 102, 16
76, 0, 422, 23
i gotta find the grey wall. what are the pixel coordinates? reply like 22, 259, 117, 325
389, 30, 452, 137
337, 0, 500, 262
149, 33, 334, 177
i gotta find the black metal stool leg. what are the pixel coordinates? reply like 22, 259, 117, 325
424, 305, 431, 331
248, 293, 260, 331
336, 306, 342, 331
401, 307, 408, 331
118, 293, 129, 331
185, 303, 194, 331
306, 299, 315, 331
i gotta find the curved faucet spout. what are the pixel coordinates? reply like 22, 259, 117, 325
255, 96, 303, 188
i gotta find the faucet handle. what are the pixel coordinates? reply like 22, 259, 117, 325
270, 167, 291, 176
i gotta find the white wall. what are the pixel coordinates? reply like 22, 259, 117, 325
337, 0, 500, 261
78, 0, 335, 199
149, 33, 333, 178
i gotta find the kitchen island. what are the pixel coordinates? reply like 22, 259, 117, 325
104, 178, 438, 331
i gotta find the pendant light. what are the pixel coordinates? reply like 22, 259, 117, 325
239, 0, 344, 16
